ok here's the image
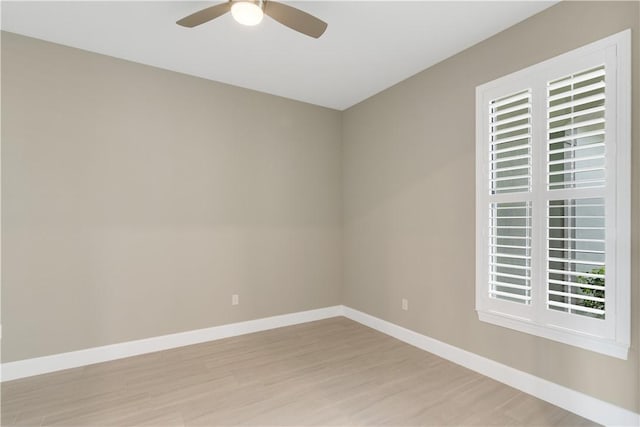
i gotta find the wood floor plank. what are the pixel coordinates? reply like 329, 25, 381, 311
2, 317, 598, 426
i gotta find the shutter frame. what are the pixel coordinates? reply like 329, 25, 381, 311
476, 29, 631, 359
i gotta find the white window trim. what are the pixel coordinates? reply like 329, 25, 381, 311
475, 30, 631, 359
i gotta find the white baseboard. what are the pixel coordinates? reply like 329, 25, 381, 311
342, 306, 640, 427
1, 305, 342, 382
3, 304, 638, 426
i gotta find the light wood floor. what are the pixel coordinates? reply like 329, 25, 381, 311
2, 317, 596, 426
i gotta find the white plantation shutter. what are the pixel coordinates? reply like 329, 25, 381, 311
487, 90, 533, 305
476, 30, 630, 359
545, 66, 608, 321
547, 66, 606, 191
489, 202, 532, 303
490, 90, 532, 195
547, 198, 606, 318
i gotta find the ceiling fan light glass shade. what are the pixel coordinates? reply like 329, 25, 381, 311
231, 2, 264, 26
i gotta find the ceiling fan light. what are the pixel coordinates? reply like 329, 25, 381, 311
231, 1, 264, 26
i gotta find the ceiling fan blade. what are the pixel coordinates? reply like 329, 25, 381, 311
264, 1, 327, 38
176, 2, 231, 28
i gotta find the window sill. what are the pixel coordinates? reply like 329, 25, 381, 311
477, 310, 629, 360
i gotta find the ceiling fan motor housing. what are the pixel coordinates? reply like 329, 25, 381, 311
230, 0, 265, 26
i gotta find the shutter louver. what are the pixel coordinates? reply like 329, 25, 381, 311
547, 66, 606, 190
546, 65, 607, 320
487, 89, 533, 305
547, 198, 605, 319
489, 202, 532, 303
490, 90, 532, 195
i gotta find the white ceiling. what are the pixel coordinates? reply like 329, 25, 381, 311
1, 1, 557, 110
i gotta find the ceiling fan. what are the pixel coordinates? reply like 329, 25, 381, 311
176, 0, 328, 39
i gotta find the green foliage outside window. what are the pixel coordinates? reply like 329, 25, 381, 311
577, 266, 605, 311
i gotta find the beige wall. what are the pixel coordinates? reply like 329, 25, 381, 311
343, 1, 639, 412
1, 32, 342, 362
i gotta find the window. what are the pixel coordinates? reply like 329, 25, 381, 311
475, 30, 631, 359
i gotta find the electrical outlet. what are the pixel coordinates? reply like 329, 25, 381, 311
401, 298, 408, 311
232, 294, 239, 306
